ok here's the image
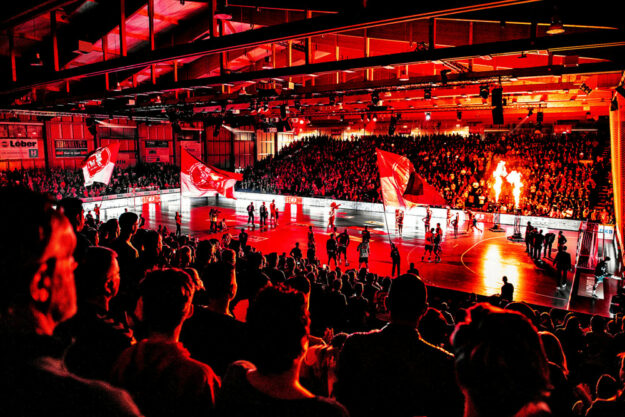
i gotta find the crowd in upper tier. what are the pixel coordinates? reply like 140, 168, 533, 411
0, 163, 180, 200
1, 188, 625, 417
239, 133, 614, 223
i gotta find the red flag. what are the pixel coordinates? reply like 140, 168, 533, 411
82, 143, 120, 186
376, 148, 446, 208
181, 147, 242, 198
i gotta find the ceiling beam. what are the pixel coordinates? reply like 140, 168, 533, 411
0, 0, 80, 32
2, 0, 543, 93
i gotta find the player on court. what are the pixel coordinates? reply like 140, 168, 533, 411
422, 228, 435, 261
395, 209, 404, 237
270, 200, 278, 227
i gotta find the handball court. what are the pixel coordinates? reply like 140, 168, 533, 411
105, 197, 618, 317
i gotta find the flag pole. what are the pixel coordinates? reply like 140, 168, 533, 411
381, 200, 394, 245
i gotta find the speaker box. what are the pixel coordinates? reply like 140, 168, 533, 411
491, 87, 503, 107
492, 106, 504, 125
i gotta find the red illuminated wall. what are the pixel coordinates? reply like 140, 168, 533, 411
47, 117, 96, 169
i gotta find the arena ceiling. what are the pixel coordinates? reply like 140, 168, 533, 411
0, 0, 624, 126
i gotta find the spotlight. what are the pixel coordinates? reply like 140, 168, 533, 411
536, 111, 543, 123
214, 0, 232, 20
30, 52, 43, 67
546, 17, 565, 35
425, 112, 431, 121
479, 85, 489, 99
300, 119, 305, 125
527, 108, 534, 117
372, 114, 377, 122
424, 87, 432, 100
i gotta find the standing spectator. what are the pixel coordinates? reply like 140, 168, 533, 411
553, 246, 572, 290
326, 234, 338, 269
175, 211, 182, 237
543, 232, 555, 258
533, 230, 544, 260
390, 243, 401, 277
238, 228, 248, 253
247, 202, 255, 228
337, 229, 350, 266
0, 189, 141, 417
357, 240, 370, 269
108, 212, 141, 317
452, 304, 551, 417
55, 247, 134, 381
216, 286, 348, 417
336, 274, 463, 417
259, 202, 268, 230
501, 276, 514, 302
58, 197, 90, 264
585, 374, 624, 416
112, 269, 220, 417
557, 231, 567, 251
290, 242, 303, 264
347, 283, 369, 332
181, 262, 248, 378
525, 222, 533, 254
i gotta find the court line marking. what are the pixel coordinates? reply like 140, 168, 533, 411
460, 236, 507, 275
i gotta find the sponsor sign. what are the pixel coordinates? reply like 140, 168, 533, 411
55, 140, 89, 158
136, 194, 161, 205
0, 139, 40, 160
285, 196, 303, 204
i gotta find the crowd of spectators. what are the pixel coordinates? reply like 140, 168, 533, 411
240, 133, 614, 222
2, 188, 625, 416
0, 131, 614, 223
0, 163, 179, 200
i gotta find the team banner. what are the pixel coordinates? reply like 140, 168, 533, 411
82, 142, 120, 186
376, 148, 446, 208
180, 147, 242, 198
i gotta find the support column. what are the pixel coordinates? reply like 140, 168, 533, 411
9, 28, 16, 82
50, 10, 59, 72
120, 0, 127, 57
148, 0, 155, 84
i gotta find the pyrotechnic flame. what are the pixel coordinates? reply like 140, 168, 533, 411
492, 161, 508, 203
506, 170, 523, 208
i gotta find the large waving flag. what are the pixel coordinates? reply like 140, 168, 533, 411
181, 147, 242, 198
376, 148, 446, 208
82, 142, 120, 186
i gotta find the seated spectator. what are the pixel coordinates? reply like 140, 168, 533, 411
55, 247, 135, 381
112, 268, 220, 417
452, 303, 551, 417
335, 273, 464, 417
0, 189, 140, 417
216, 285, 348, 416
181, 262, 248, 377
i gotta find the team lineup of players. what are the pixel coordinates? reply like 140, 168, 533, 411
229, 201, 492, 276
